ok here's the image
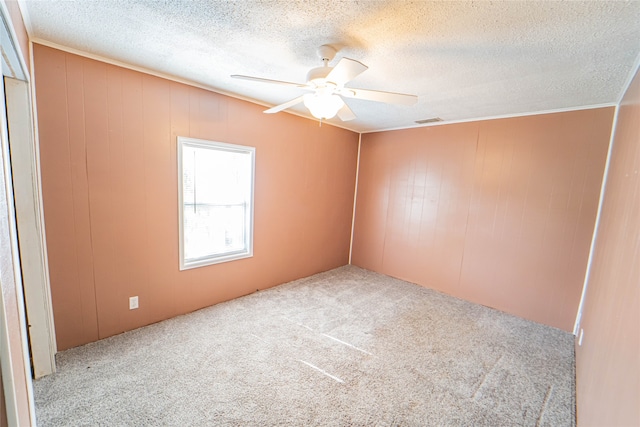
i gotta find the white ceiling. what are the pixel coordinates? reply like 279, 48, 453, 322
21, 0, 640, 133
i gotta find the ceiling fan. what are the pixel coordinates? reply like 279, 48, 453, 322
231, 45, 418, 122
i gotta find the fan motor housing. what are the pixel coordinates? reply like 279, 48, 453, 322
317, 44, 337, 62
306, 66, 332, 84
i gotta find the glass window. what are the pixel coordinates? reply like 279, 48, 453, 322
178, 137, 255, 270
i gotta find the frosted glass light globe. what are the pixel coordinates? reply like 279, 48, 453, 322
303, 93, 344, 120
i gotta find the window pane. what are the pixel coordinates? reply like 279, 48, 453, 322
179, 137, 254, 269
183, 204, 246, 260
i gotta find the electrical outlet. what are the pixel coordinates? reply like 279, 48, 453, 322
578, 329, 584, 346
129, 296, 139, 310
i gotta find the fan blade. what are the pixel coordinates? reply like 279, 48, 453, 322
231, 75, 308, 89
337, 102, 356, 122
264, 95, 305, 114
326, 58, 368, 85
340, 87, 418, 105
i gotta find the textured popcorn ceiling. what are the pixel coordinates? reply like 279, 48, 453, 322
22, 1, 640, 132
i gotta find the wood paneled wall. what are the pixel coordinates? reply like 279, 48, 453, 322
575, 68, 639, 425
33, 44, 359, 350
352, 108, 614, 331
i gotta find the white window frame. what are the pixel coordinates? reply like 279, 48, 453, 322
177, 136, 255, 270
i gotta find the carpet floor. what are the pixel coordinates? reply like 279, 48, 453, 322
34, 266, 575, 426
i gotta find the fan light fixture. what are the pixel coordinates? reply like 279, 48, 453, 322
303, 93, 344, 120
231, 44, 418, 122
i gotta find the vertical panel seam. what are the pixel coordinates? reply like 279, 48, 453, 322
81, 58, 100, 341
381, 156, 393, 269
564, 153, 581, 276
104, 63, 116, 333
141, 75, 150, 321
457, 124, 481, 289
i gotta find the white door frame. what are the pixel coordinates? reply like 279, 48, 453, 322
5, 76, 56, 378
0, 40, 35, 427
0, 0, 50, 424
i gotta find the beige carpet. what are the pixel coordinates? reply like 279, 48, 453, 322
34, 266, 575, 426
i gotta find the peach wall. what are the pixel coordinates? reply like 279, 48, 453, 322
352, 108, 614, 331
33, 44, 359, 350
575, 68, 639, 425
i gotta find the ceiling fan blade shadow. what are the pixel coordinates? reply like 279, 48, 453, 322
341, 87, 418, 105
264, 95, 305, 114
231, 75, 309, 89
326, 58, 368, 85
337, 102, 356, 121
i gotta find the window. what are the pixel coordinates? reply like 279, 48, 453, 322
178, 136, 255, 270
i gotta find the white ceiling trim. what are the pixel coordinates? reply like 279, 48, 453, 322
361, 102, 618, 134
29, 38, 356, 133
29, 37, 622, 137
